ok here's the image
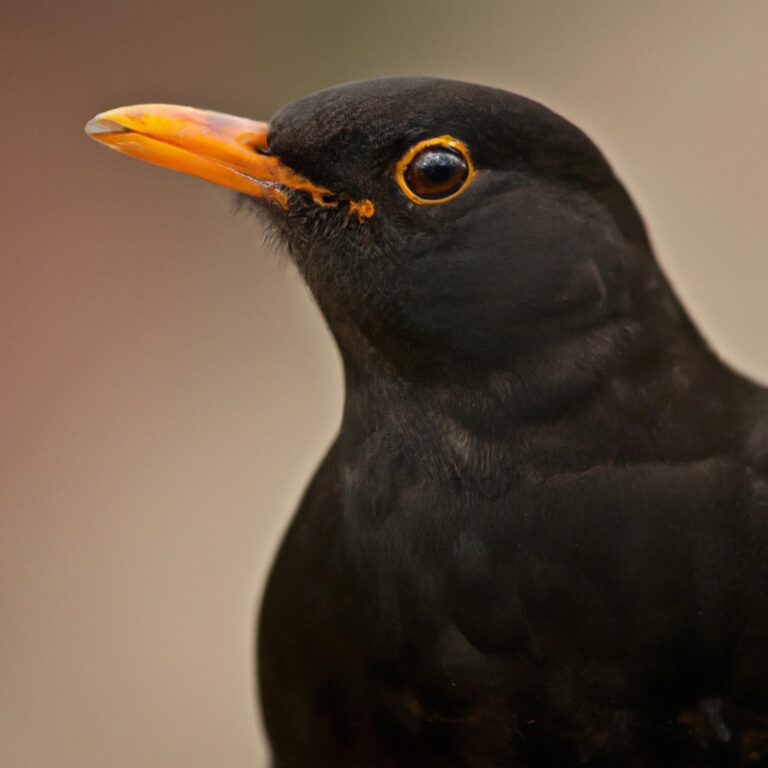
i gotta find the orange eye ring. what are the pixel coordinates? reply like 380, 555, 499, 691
395, 136, 476, 205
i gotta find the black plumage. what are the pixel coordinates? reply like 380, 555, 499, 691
254, 78, 768, 767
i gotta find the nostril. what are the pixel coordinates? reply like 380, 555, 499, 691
237, 130, 271, 155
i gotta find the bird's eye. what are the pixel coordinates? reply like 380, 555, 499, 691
396, 136, 475, 204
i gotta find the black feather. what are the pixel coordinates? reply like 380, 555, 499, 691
254, 77, 768, 767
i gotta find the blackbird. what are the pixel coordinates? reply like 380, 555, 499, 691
86, 77, 768, 767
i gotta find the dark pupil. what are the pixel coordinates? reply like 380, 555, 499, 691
405, 147, 468, 199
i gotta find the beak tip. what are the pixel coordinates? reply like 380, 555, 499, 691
84, 116, 131, 138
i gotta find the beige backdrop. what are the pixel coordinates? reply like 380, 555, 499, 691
3, 2, 768, 766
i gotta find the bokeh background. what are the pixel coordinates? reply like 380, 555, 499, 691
3, 2, 768, 766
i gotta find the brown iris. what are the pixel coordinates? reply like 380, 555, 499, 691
395, 135, 475, 205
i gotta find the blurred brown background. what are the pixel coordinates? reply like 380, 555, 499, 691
2, 2, 768, 766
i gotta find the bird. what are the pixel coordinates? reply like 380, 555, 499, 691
85, 77, 768, 767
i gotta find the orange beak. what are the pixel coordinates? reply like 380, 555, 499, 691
85, 104, 374, 219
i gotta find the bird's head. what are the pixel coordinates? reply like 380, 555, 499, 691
86, 78, 658, 380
